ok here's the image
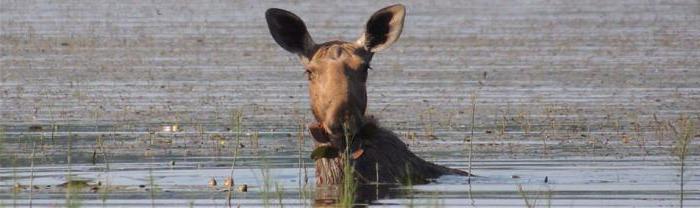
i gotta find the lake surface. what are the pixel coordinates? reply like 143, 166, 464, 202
1, 0, 699, 207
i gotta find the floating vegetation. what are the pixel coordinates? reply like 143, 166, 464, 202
160, 125, 180, 132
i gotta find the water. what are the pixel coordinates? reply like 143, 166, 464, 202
2, 0, 700, 207
0, 129, 698, 207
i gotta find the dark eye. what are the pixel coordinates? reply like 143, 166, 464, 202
304, 68, 313, 80
359, 64, 370, 82
363, 64, 372, 72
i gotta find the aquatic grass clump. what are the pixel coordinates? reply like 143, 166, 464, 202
466, 91, 478, 184
339, 157, 357, 207
420, 107, 437, 139
29, 142, 36, 207
64, 132, 83, 208
274, 183, 285, 207
295, 119, 312, 206
403, 164, 415, 208
339, 122, 357, 207
672, 116, 695, 208
64, 182, 83, 208
515, 110, 532, 136
516, 184, 553, 208
227, 110, 243, 207
260, 154, 273, 207
148, 168, 159, 208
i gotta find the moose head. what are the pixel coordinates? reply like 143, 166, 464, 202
266, 5, 406, 149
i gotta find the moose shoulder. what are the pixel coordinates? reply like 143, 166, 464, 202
265, 4, 470, 185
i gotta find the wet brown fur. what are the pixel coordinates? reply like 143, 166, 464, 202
305, 41, 372, 147
266, 4, 469, 186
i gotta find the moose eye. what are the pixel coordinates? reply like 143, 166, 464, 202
359, 64, 370, 82
361, 63, 372, 72
304, 68, 313, 80
362, 64, 372, 74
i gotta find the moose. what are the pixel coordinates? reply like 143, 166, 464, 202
265, 4, 469, 187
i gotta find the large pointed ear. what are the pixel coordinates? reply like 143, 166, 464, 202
265, 8, 315, 58
356, 4, 406, 53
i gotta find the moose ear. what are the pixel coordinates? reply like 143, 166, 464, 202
266, 8, 316, 58
356, 4, 406, 53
